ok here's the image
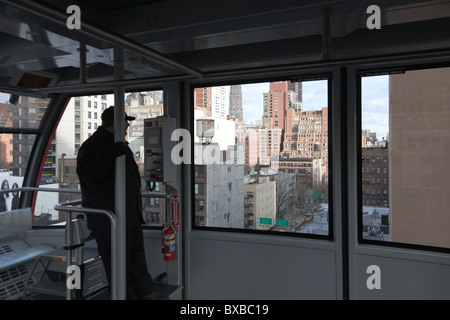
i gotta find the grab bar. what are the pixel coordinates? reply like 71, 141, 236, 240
54, 201, 118, 300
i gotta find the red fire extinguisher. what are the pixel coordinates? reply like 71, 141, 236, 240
162, 223, 176, 261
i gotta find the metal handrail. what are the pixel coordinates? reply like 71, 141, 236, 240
54, 201, 118, 300
0, 186, 81, 194
0, 186, 169, 199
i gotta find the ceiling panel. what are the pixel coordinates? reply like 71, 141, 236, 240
0, 0, 449, 93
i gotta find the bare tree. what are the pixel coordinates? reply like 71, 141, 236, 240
274, 174, 295, 219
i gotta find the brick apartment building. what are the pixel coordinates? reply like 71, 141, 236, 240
361, 147, 389, 207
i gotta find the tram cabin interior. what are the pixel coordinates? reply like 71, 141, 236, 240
0, 0, 449, 300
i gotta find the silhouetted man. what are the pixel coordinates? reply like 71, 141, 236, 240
77, 106, 161, 300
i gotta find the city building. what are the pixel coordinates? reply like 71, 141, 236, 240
389, 68, 450, 248
236, 128, 260, 169
274, 157, 314, 190
127, 104, 164, 139
194, 164, 207, 227
0, 103, 13, 167
56, 95, 114, 159
259, 128, 282, 166
126, 91, 163, 107
194, 86, 228, 119
361, 147, 389, 207
287, 81, 303, 111
0, 133, 13, 169
244, 175, 276, 230
7, 96, 52, 180
361, 129, 385, 148
194, 147, 244, 229
262, 81, 295, 130
210, 86, 228, 119
236, 126, 282, 170
194, 87, 211, 116
229, 85, 243, 122
282, 107, 329, 184
194, 112, 244, 228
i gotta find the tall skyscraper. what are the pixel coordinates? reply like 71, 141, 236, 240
229, 85, 243, 122
288, 81, 303, 110
211, 86, 227, 119
263, 81, 291, 130
12, 96, 49, 177
194, 87, 212, 116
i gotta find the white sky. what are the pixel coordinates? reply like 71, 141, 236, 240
361, 75, 389, 139
239, 77, 389, 139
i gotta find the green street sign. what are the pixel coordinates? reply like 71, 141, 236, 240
312, 193, 322, 198
276, 219, 289, 227
259, 217, 272, 225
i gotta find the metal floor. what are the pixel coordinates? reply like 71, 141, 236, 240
24, 282, 180, 300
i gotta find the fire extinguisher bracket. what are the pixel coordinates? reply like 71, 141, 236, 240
169, 195, 180, 226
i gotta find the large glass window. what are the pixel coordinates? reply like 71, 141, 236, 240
193, 79, 331, 236
30, 90, 164, 227
0, 92, 49, 218
360, 66, 450, 250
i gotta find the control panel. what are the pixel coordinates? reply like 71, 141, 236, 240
144, 116, 176, 191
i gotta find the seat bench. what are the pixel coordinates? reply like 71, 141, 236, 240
0, 239, 53, 271
0, 208, 55, 300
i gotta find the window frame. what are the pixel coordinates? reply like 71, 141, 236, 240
356, 62, 450, 254
190, 74, 334, 240
0, 86, 166, 229
0, 92, 69, 222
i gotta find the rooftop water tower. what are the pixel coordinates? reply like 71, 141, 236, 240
196, 115, 214, 144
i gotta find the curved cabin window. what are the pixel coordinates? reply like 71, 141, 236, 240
0, 92, 49, 218
51, 91, 166, 227
0, 90, 165, 227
